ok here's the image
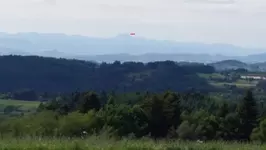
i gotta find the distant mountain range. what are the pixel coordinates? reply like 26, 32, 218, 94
0, 32, 266, 63
74, 53, 266, 64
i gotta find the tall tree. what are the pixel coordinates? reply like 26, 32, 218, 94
237, 90, 258, 140
99, 90, 108, 106
107, 95, 116, 106
163, 92, 181, 129
142, 95, 168, 138
78, 92, 101, 113
217, 102, 229, 118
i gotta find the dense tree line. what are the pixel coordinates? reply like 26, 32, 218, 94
2, 55, 266, 142
1, 89, 266, 142
0, 55, 214, 93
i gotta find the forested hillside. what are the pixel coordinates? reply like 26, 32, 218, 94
209, 59, 266, 72
209, 60, 249, 71
1, 55, 266, 147
0, 55, 214, 93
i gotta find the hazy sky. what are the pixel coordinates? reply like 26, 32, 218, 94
0, 0, 266, 48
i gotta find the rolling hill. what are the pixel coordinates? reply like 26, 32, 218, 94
209, 60, 250, 71
0, 55, 214, 93
209, 59, 266, 72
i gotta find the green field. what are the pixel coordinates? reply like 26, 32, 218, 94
210, 81, 257, 88
0, 138, 263, 150
198, 73, 225, 79
198, 73, 259, 88
0, 99, 40, 112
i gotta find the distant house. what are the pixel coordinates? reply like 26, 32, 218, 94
240, 75, 266, 80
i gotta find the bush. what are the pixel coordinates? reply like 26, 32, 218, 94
177, 121, 196, 140
58, 111, 102, 137
0, 111, 59, 137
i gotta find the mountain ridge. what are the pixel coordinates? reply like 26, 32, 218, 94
0, 32, 265, 63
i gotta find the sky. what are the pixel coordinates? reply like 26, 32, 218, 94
0, 0, 266, 49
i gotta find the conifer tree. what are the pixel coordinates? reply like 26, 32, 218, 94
237, 90, 258, 140
163, 92, 181, 129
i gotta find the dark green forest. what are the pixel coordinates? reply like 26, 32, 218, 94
0, 55, 214, 93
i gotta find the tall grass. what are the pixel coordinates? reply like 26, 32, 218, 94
0, 136, 263, 150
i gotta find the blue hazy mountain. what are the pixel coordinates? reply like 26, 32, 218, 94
0, 32, 265, 63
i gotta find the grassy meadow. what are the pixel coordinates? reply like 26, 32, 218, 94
0, 99, 40, 112
198, 73, 259, 88
0, 137, 263, 150
209, 81, 257, 88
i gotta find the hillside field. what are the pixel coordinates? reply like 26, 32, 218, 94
198, 73, 259, 88
0, 99, 40, 112
209, 80, 258, 88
